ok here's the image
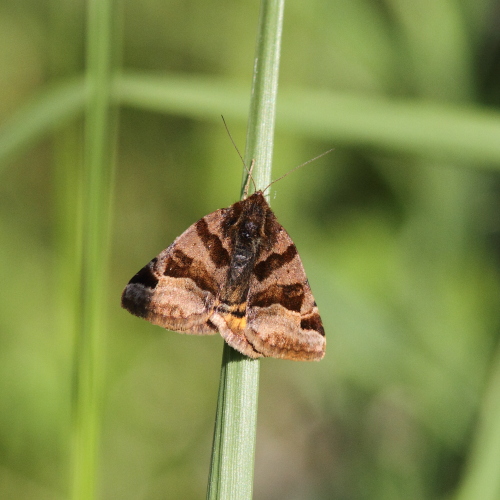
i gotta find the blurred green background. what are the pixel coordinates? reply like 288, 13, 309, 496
1, 0, 500, 499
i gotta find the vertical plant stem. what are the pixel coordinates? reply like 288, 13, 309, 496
243, 0, 285, 195
71, 0, 115, 498
206, 1, 285, 499
49, 0, 84, 467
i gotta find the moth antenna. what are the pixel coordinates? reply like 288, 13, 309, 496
221, 115, 257, 197
262, 148, 334, 195
243, 160, 256, 198
221, 115, 245, 167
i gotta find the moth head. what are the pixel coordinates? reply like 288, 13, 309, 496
221, 193, 268, 252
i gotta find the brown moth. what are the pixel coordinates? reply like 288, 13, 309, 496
121, 179, 326, 360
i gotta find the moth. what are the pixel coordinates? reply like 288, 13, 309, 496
121, 172, 326, 361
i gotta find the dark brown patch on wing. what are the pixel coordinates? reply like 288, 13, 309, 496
164, 249, 219, 296
196, 218, 230, 268
121, 288, 151, 318
249, 283, 304, 312
127, 259, 159, 289
165, 249, 192, 270
262, 204, 280, 249
300, 314, 325, 336
254, 244, 297, 281
221, 201, 243, 239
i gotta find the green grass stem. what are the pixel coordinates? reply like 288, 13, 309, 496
70, 0, 116, 499
206, 1, 285, 499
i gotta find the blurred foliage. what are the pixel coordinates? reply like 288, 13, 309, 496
1, 0, 500, 499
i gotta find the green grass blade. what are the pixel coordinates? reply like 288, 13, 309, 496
113, 73, 500, 168
70, 0, 116, 498
2, 74, 500, 174
242, 0, 285, 193
207, 348, 261, 500
206, 1, 285, 499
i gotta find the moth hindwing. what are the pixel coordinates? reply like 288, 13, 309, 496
121, 191, 325, 361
